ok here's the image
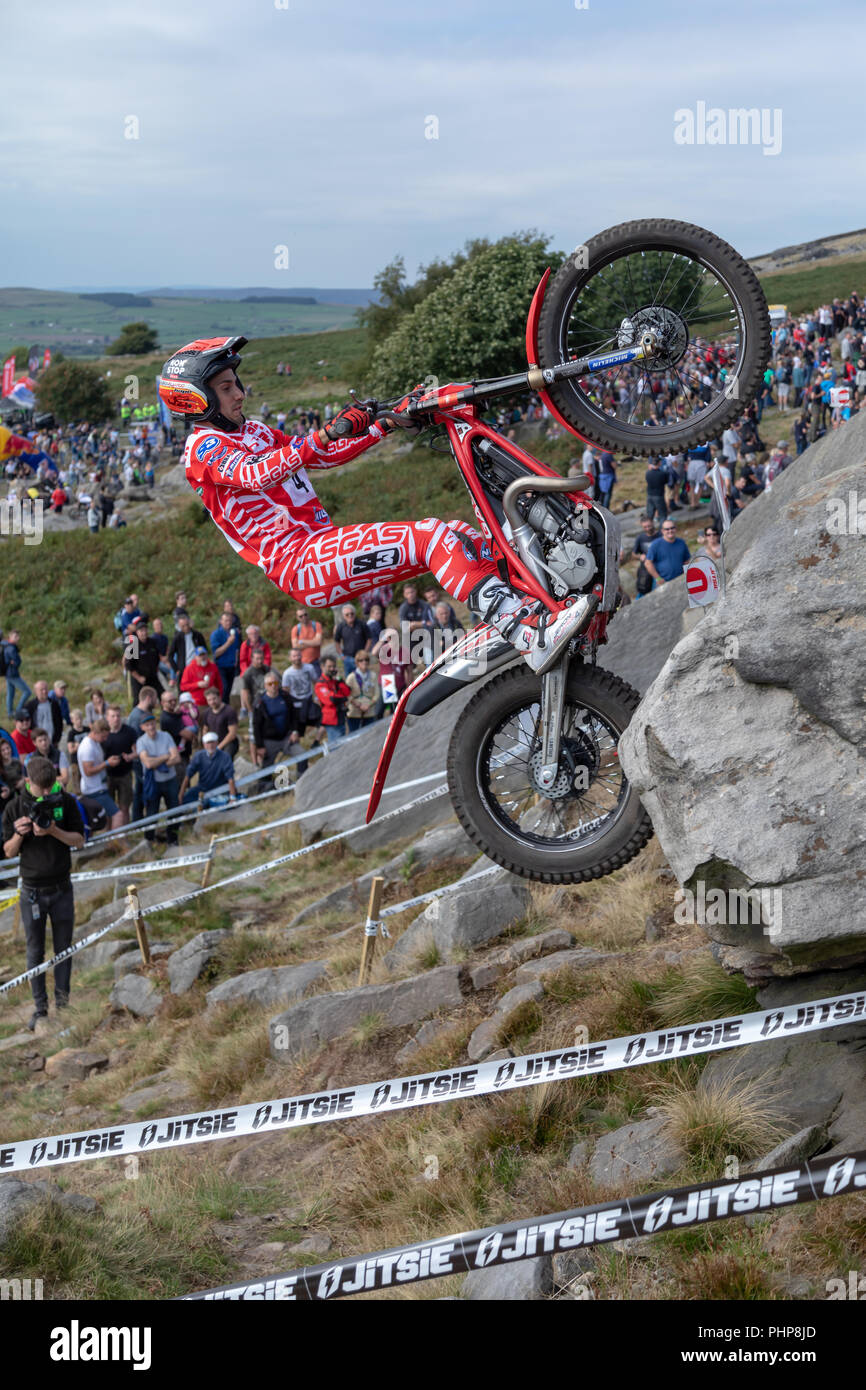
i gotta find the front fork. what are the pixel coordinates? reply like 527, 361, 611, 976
537, 656, 569, 791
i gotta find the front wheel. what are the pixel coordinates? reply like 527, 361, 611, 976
538, 218, 770, 456
447, 663, 653, 884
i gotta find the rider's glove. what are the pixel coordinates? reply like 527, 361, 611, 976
321, 403, 374, 442
380, 386, 425, 437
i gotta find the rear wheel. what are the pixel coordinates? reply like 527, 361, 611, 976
538, 218, 770, 456
447, 663, 653, 883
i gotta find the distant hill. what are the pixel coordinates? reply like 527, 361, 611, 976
144, 286, 376, 306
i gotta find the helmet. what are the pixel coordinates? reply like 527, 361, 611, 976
158, 336, 248, 431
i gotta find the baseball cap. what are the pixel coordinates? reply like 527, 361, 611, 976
140, 712, 156, 725
202, 731, 218, 743
195, 645, 208, 656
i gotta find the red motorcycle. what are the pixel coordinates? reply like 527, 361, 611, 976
363, 220, 769, 882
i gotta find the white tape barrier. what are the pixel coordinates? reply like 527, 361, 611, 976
213, 770, 448, 844
182, 1148, 866, 1301
70, 850, 213, 883
0, 782, 451, 995
2, 988, 863, 1173
0, 906, 135, 997
378, 864, 500, 920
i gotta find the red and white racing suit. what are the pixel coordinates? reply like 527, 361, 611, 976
183, 418, 501, 609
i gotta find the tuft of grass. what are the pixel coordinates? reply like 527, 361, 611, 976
417, 942, 441, 970
172, 1000, 273, 1104
652, 956, 758, 1026
655, 1065, 789, 1175
352, 1012, 387, 1047
681, 1249, 778, 1301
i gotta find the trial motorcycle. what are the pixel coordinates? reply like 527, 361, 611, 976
360, 220, 769, 882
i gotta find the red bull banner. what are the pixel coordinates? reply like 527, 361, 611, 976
2, 356, 15, 398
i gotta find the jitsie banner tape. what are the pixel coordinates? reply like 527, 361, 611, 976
2, 988, 863, 1174
0, 906, 134, 996
70, 851, 212, 883
180, 1149, 866, 1300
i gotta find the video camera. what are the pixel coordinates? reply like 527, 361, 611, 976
22, 782, 65, 831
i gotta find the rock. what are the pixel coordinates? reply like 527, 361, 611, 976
206, 959, 327, 1010
553, 1248, 595, 1288
89, 937, 140, 967
287, 821, 478, 929
486, 1048, 515, 1062
395, 1018, 455, 1069
470, 962, 507, 991
567, 1140, 592, 1169
645, 909, 668, 943
502, 929, 576, 964
600, 571, 690, 695
270, 965, 467, 1061
619, 415, 866, 980
112, 943, 174, 979
0, 1179, 98, 1243
466, 980, 545, 1061
748, 1124, 829, 1173
383, 878, 531, 969
168, 929, 232, 994
250, 1241, 286, 1261
513, 948, 611, 985
462, 1256, 553, 1300
26, 1055, 45, 1072
589, 1115, 686, 1189
118, 1076, 195, 1114
44, 1049, 109, 1082
110, 973, 162, 1018
119, 485, 153, 502
289, 1233, 332, 1255
76, 877, 201, 937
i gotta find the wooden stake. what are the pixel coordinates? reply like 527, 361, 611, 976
201, 834, 217, 887
357, 876, 384, 987
126, 883, 151, 966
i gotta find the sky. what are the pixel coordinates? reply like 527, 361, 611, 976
3, 0, 864, 290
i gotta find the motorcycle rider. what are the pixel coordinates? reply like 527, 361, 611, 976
158, 337, 595, 676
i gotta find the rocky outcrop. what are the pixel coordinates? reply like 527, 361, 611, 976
269, 965, 467, 1061
110, 973, 162, 1018
168, 929, 231, 994
467, 980, 545, 1062
587, 1114, 686, 1189
462, 1256, 554, 1300
382, 872, 531, 970
0, 1179, 101, 1246
620, 415, 866, 981
206, 960, 328, 1010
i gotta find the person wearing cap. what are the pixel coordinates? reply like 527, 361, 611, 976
179, 646, 221, 708
50, 680, 71, 726
136, 712, 181, 844
126, 686, 161, 824
178, 731, 238, 807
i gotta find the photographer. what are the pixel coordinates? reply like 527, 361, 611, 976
2, 755, 85, 1031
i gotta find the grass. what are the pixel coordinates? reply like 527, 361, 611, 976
654, 1064, 789, 1176
651, 955, 758, 1026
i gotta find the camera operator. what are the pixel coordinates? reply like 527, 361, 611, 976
2, 755, 85, 1031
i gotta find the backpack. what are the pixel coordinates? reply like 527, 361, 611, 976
113, 608, 125, 632
73, 794, 109, 841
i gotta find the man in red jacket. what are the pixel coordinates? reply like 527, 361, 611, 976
159, 337, 595, 677
179, 647, 221, 708
314, 658, 351, 745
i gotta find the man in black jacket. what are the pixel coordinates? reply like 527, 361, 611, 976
252, 673, 301, 767
1, 755, 85, 1030
168, 614, 208, 681
122, 620, 165, 694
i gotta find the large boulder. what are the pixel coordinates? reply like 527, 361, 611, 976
589, 1114, 686, 1189
206, 959, 327, 1010
269, 965, 467, 1061
382, 874, 531, 970
168, 929, 232, 994
462, 1257, 553, 1300
110, 973, 162, 1018
619, 417, 866, 980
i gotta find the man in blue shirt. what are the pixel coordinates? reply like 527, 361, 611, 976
210, 612, 242, 701
178, 732, 238, 805
644, 520, 691, 587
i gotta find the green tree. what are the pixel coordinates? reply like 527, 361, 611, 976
565, 253, 706, 359
34, 361, 115, 424
368, 232, 563, 398
356, 238, 494, 349
3, 344, 32, 368
108, 321, 159, 355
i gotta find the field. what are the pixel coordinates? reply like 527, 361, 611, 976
0, 288, 361, 358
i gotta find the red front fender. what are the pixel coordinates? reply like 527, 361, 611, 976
526, 270, 598, 448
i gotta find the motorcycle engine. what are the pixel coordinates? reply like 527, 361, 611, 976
524, 498, 598, 599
